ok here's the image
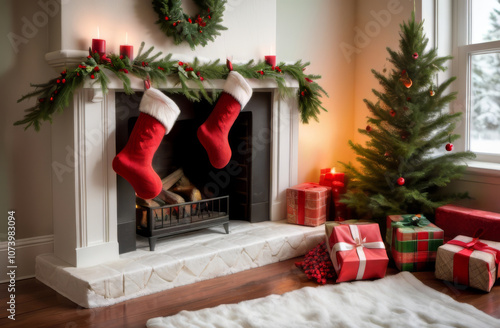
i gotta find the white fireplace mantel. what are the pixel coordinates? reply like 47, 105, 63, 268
47, 51, 299, 268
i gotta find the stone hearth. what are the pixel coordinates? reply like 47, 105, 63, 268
36, 220, 324, 308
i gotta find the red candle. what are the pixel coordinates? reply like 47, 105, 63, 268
265, 55, 276, 66
120, 45, 134, 61
319, 168, 344, 186
92, 38, 106, 56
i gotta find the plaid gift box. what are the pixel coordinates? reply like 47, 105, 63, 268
386, 214, 444, 272
287, 183, 331, 227
326, 221, 388, 282
435, 235, 500, 292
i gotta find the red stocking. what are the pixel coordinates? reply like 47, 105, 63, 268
197, 71, 252, 168
112, 88, 180, 199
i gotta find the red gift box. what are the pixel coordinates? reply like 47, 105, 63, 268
435, 205, 500, 242
286, 183, 331, 226
326, 221, 388, 282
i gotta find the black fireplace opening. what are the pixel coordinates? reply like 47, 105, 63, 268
115, 91, 272, 253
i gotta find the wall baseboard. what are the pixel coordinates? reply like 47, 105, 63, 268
0, 235, 54, 283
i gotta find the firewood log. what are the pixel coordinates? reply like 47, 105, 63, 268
161, 168, 184, 190
156, 189, 185, 204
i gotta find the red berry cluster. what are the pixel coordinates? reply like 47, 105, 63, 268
295, 241, 335, 284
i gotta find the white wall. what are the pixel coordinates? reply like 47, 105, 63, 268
353, 0, 413, 146
57, 0, 276, 62
277, 0, 356, 184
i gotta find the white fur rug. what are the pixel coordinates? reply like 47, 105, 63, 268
147, 272, 500, 328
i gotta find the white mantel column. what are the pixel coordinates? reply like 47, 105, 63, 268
50, 88, 119, 267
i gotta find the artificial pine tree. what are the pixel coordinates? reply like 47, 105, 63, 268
341, 13, 475, 223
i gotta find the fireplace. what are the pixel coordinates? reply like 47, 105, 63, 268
115, 92, 272, 253
45, 56, 300, 268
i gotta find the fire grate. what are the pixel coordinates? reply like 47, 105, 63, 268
136, 196, 229, 251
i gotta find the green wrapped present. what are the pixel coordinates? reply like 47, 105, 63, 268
386, 214, 444, 271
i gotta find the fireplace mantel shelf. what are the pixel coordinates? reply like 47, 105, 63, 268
45, 50, 300, 96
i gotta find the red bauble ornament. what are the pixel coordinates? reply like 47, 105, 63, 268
56, 79, 61, 84
200, 76, 204, 81
366, 125, 372, 132
94, 66, 100, 72
208, 15, 211, 19
165, 16, 169, 20
188, 18, 192, 23
90, 74, 95, 79
49, 96, 54, 102
258, 70, 264, 75
62, 79, 66, 83
87, 55, 92, 59
397, 177, 405, 186
413, 52, 418, 59
173, 22, 177, 27
178, 61, 184, 66
390, 110, 396, 117
445, 143, 453, 151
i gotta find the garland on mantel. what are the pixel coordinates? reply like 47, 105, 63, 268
15, 43, 327, 131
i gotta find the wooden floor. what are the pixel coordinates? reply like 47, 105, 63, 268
1, 257, 499, 328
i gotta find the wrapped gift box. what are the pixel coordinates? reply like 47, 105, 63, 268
386, 214, 444, 271
435, 235, 500, 292
287, 183, 331, 227
325, 221, 388, 282
435, 205, 500, 242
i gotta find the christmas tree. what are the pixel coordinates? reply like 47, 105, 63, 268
341, 13, 475, 223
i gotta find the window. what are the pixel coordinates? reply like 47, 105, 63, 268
456, 0, 500, 163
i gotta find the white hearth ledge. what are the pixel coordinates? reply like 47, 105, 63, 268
36, 220, 324, 308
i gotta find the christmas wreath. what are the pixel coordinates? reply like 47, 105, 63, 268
15, 42, 327, 131
152, 0, 227, 50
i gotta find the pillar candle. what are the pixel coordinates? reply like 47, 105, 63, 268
265, 55, 276, 66
120, 45, 134, 61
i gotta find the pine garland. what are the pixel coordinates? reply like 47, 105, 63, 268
15, 42, 328, 131
152, 0, 227, 50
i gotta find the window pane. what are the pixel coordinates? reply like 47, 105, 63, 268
471, 0, 500, 44
470, 53, 500, 154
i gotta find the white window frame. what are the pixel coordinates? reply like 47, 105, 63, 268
455, 0, 500, 165
419, 0, 500, 178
